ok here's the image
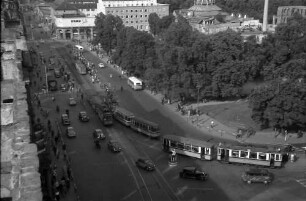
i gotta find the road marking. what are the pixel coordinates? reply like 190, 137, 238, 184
177, 186, 214, 192
296, 179, 306, 188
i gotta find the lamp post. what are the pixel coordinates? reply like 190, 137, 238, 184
196, 84, 201, 126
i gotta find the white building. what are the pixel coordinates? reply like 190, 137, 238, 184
54, 0, 169, 40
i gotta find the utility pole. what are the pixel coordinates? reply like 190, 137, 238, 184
196, 84, 201, 126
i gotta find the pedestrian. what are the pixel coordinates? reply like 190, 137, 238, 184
66, 109, 69, 117
62, 143, 66, 151
67, 167, 72, 180
65, 178, 70, 190
55, 134, 59, 144
37, 100, 41, 108
52, 96, 55, 101
53, 146, 57, 155
55, 190, 60, 200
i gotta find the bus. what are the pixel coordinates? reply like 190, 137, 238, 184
162, 135, 214, 160
114, 107, 134, 126
127, 77, 143, 90
75, 45, 84, 51
130, 117, 160, 138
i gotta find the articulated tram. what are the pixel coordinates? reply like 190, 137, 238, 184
162, 135, 285, 168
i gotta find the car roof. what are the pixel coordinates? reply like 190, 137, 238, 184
67, 126, 73, 129
62, 113, 68, 117
183, 166, 197, 171
246, 168, 269, 174
80, 111, 86, 114
95, 129, 102, 132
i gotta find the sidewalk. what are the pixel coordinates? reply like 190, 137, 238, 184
80, 42, 306, 147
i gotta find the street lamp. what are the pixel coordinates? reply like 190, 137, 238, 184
196, 84, 201, 126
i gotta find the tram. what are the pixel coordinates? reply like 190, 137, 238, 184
114, 107, 134, 126
130, 117, 160, 139
162, 135, 214, 160
217, 144, 283, 167
162, 135, 285, 168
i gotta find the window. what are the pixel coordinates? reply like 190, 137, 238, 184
145, 9, 147, 12
170, 141, 177, 148
87, 9, 90, 11
177, 142, 184, 150
275, 154, 280, 161
240, 151, 248, 158
126, 15, 128, 18
130, 15, 133, 18
131, 21, 133, 23
250, 152, 257, 159
185, 144, 191, 151
140, 15, 143, 17
145, 15, 147, 17
205, 148, 210, 155
136, 21, 138, 23
258, 153, 267, 160
192, 146, 199, 153
126, 21, 128, 24
232, 150, 239, 158
131, 10, 133, 12
135, 15, 138, 18
135, 10, 138, 12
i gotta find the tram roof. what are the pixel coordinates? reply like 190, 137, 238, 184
115, 107, 134, 117
133, 116, 159, 127
163, 135, 214, 148
219, 144, 281, 153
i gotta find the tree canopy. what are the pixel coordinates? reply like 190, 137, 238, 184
94, 10, 306, 131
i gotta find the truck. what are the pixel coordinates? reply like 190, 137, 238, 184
75, 61, 87, 75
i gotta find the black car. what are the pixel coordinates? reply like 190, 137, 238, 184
107, 140, 122, 153
135, 159, 155, 171
93, 129, 106, 140
61, 114, 70, 126
79, 111, 89, 122
179, 167, 208, 181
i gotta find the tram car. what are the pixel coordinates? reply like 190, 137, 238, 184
163, 135, 214, 160
130, 117, 160, 139
114, 107, 134, 127
217, 144, 283, 168
162, 135, 285, 168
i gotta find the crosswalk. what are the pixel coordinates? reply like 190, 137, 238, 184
296, 178, 306, 188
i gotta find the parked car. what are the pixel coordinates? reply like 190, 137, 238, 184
61, 114, 70, 126
98, 63, 105, 68
60, 84, 66, 92
79, 111, 89, 122
107, 140, 122, 153
66, 126, 76, 138
69, 97, 77, 106
135, 159, 155, 171
241, 168, 272, 184
179, 167, 208, 181
54, 69, 61, 78
93, 129, 106, 140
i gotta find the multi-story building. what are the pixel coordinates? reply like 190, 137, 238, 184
273, 6, 306, 25
96, 0, 169, 31
53, 0, 169, 40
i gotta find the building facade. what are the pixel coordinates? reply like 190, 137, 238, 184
96, 0, 169, 31
53, 0, 170, 40
273, 6, 306, 25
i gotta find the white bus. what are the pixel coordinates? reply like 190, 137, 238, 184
128, 76, 143, 90
75, 45, 84, 51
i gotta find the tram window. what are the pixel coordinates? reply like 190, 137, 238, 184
250, 152, 257, 159
170, 141, 177, 148
259, 153, 266, 160
275, 154, 280, 161
185, 144, 191, 151
232, 150, 239, 158
205, 148, 210, 155
177, 142, 184, 150
240, 151, 248, 158
192, 146, 199, 153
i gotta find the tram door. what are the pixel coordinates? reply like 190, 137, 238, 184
163, 139, 170, 151
219, 148, 229, 161
270, 153, 275, 167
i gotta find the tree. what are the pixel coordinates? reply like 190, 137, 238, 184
148, 13, 160, 36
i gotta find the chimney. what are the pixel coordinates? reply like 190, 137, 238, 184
263, 0, 269, 32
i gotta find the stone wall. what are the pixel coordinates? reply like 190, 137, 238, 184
1, 15, 42, 201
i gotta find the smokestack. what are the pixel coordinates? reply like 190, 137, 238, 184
263, 0, 269, 32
